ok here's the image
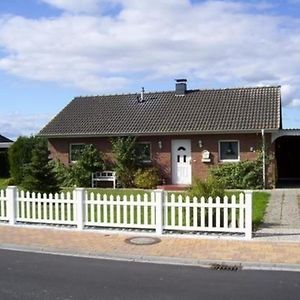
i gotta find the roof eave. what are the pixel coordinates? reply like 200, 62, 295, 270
39, 128, 280, 139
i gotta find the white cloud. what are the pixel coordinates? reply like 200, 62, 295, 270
0, 0, 300, 106
0, 113, 51, 140
40, 0, 102, 14
288, 98, 300, 107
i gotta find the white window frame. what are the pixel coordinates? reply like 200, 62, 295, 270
69, 143, 85, 163
136, 142, 152, 163
218, 140, 240, 162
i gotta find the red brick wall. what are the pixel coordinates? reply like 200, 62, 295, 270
48, 133, 273, 186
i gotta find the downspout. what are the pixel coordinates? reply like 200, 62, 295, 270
261, 129, 266, 189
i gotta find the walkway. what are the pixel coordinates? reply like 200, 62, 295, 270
255, 189, 300, 241
0, 225, 299, 270
0, 189, 300, 270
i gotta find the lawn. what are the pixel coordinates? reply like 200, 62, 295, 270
252, 191, 270, 230
69, 188, 270, 228
0, 178, 8, 190
2, 185, 270, 228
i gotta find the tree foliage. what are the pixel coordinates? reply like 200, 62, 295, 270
22, 138, 60, 193
52, 144, 104, 187
70, 144, 104, 187
111, 136, 139, 187
8, 136, 38, 184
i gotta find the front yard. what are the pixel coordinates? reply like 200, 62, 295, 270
0, 183, 270, 228
79, 188, 270, 228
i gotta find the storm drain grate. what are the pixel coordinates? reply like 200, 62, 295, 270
210, 263, 242, 271
125, 236, 161, 246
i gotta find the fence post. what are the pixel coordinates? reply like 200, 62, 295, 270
154, 189, 164, 235
7, 186, 17, 225
75, 188, 85, 230
244, 190, 253, 240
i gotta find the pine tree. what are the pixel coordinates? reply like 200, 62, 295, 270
22, 138, 60, 193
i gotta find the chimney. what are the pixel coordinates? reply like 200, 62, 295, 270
175, 79, 187, 96
141, 87, 145, 101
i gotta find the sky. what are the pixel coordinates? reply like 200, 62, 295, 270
1, 0, 300, 140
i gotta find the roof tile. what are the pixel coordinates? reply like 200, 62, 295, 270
40, 86, 281, 137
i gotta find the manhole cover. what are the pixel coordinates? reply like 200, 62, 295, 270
125, 236, 161, 245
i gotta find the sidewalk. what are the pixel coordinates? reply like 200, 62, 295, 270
0, 225, 299, 271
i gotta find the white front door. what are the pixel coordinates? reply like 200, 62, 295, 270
172, 140, 192, 184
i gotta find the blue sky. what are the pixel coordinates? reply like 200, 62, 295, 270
1, 0, 300, 140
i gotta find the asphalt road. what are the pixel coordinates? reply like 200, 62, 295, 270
0, 249, 299, 300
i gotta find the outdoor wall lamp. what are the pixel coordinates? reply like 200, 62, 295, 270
158, 141, 162, 149
198, 140, 203, 148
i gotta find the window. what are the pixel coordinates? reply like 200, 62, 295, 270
219, 141, 240, 161
69, 143, 85, 162
135, 142, 151, 163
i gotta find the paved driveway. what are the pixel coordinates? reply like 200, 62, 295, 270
255, 189, 300, 241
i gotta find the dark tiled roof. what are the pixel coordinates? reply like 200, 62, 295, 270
0, 135, 13, 143
40, 86, 281, 137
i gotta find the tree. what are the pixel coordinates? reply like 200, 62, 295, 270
111, 136, 139, 187
70, 144, 104, 187
8, 136, 38, 184
22, 138, 60, 193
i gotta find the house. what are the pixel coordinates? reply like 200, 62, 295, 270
0, 135, 13, 177
0, 135, 13, 152
39, 79, 291, 187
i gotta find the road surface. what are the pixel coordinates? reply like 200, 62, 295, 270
0, 249, 299, 299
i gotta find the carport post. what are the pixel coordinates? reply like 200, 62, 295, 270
262, 129, 266, 189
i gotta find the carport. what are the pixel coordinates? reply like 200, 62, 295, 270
273, 130, 300, 187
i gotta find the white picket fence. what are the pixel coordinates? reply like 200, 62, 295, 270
0, 186, 253, 239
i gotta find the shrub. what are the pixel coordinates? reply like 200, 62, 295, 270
51, 160, 74, 187
134, 168, 161, 189
188, 177, 225, 227
22, 138, 60, 193
4, 177, 16, 186
8, 136, 38, 184
210, 153, 264, 189
111, 136, 139, 188
188, 177, 225, 199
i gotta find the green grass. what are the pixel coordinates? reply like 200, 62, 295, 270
252, 191, 270, 230
67, 188, 270, 227
2, 185, 270, 228
0, 178, 8, 190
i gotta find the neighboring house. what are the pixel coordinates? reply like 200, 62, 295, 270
0, 135, 13, 177
0, 135, 13, 152
39, 79, 292, 187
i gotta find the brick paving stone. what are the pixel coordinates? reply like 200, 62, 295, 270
0, 225, 300, 266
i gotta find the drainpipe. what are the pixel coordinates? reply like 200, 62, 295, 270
261, 129, 266, 189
